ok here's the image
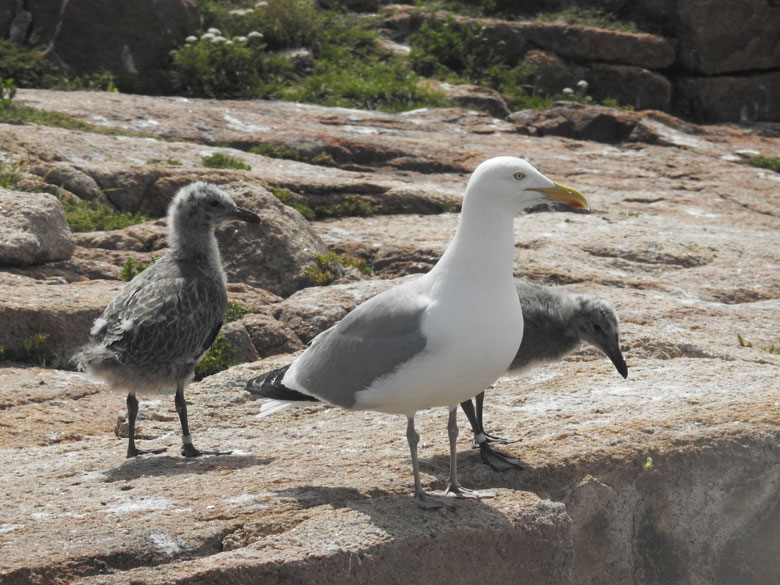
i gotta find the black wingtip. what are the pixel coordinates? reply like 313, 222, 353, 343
245, 365, 319, 402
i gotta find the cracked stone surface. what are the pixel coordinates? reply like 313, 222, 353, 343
1, 90, 779, 584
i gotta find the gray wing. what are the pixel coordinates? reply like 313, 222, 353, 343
94, 257, 227, 366
285, 285, 429, 409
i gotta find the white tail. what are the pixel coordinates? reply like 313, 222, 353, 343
255, 399, 297, 419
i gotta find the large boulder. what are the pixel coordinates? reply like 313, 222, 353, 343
674, 0, 780, 75
0, 188, 76, 266
586, 64, 672, 112
520, 21, 676, 70
674, 71, 780, 123
6, 0, 200, 79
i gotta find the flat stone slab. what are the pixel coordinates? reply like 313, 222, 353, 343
1, 349, 777, 583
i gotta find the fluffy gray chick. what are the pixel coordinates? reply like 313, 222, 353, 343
461, 280, 628, 471
76, 182, 260, 458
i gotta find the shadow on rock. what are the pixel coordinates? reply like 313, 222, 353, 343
274, 485, 393, 509
105, 453, 273, 482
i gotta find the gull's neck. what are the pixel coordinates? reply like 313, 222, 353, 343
431, 193, 516, 288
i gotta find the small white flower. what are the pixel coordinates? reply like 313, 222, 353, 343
185, 35, 198, 44
235, 36, 247, 43
200, 32, 215, 41
255, 1, 269, 7
247, 31, 264, 39
576, 80, 589, 90
212, 36, 226, 43
207, 27, 222, 36
562, 87, 574, 95
225, 40, 233, 46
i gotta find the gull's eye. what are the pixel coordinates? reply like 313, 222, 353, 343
209, 200, 222, 208
593, 323, 602, 332
513, 171, 525, 180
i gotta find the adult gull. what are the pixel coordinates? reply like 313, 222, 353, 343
76, 182, 260, 458
246, 156, 588, 508
460, 281, 628, 470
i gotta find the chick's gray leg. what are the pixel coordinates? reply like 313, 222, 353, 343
175, 384, 230, 457
460, 394, 523, 472
475, 391, 520, 445
125, 392, 166, 458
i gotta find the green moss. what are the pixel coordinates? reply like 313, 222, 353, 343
0, 101, 149, 137
302, 251, 372, 286
249, 144, 335, 167
536, 6, 639, 33
62, 199, 153, 233
748, 156, 780, 173
0, 159, 24, 190
271, 187, 316, 220
315, 195, 380, 218
194, 333, 238, 379
201, 152, 252, 170
225, 301, 249, 323
146, 158, 183, 166
408, 16, 550, 111
22, 333, 52, 366
120, 257, 159, 281
738, 334, 780, 355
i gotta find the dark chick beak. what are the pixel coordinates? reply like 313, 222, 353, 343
232, 206, 261, 224
607, 348, 629, 379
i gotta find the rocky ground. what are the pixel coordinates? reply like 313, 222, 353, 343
1, 90, 779, 584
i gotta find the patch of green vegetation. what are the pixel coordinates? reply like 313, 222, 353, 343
0, 76, 16, 110
171, 33, 267, 99
315, 195, 380, 218
302, 251, 372, 286
641, 456, 655, 472
170, 1, 450, 112
146, 158, 184, 166
0, 41, 60, 88
225, 301, 249, 323
22, 333, 51, 366
271, 187, 316, 221
0, 159, 24, 189
748, 156, 780, 173
536, 6, 639, 33
201, 152, 252, 170
285, 56, 449, 113
120, 257, 159, 281
600, 97, 634, 111
249, 143, 335, 167
0, 103, 148, 137
194, 333, 239, 379
738, 334, 780, 355
339, 253, 372, 276
408, 16, 549, 111
62, 199, 153, 233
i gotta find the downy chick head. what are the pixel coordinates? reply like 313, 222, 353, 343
574, 296, 628, 378
168, 182, 260, 235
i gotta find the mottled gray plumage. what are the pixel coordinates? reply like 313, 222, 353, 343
461, 280, 628, 471
76, 182, 259, 457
